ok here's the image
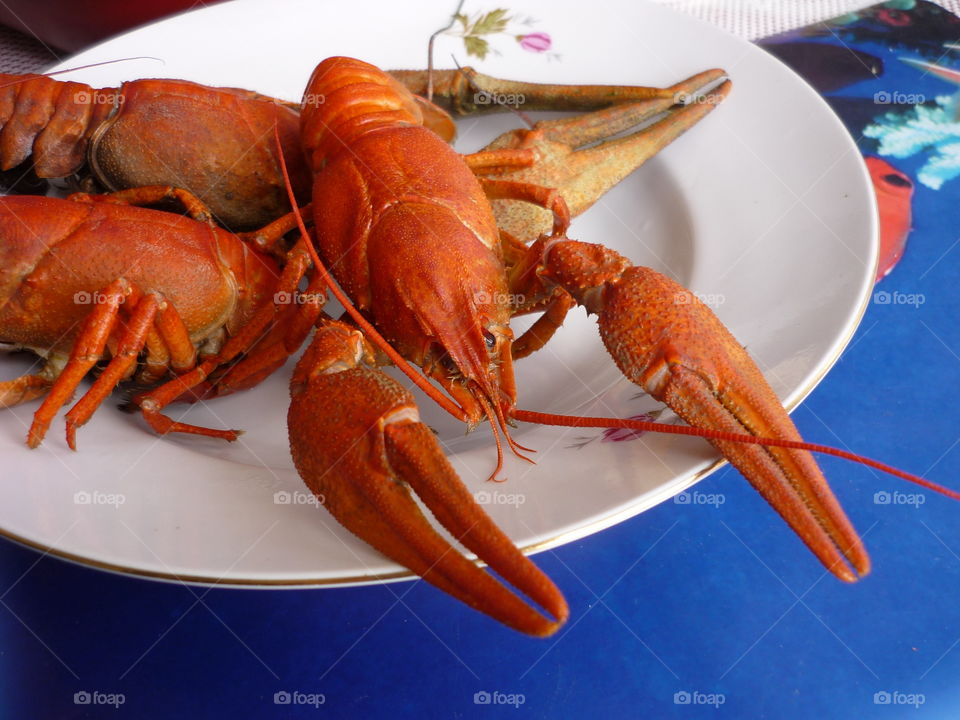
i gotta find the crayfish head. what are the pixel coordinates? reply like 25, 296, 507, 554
425, 320, 515, 416
416, 294, 526, 475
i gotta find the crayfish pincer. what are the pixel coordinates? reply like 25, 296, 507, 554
532, 237, 869, 580
288, 321, 568, 637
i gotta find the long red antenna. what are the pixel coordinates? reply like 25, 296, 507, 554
512, 409, 960, 501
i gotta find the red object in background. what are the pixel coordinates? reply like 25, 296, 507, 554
865, 156, 913, 283
0, 0, 227, 52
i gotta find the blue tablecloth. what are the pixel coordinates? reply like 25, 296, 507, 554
5, 2, 960, 718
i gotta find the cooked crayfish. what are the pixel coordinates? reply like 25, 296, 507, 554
0, 74, 311, 230
2, 58, 955, 638
0, 66, 688, 230
0, 187, 324, 449
280, 57, 958, 636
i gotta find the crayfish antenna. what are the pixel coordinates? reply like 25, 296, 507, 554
0, 57, 165, 92
41, 57, 164, 78
512, 410, 960, 503
476, 389, 535, 482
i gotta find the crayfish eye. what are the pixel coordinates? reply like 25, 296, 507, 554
483, 330, 497, 350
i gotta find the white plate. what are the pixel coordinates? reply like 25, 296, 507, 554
0, 0, 877, 586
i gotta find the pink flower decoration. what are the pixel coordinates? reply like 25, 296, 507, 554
602, 413, 658, 443
518, 32, 551, 53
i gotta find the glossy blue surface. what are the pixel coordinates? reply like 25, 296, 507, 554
6, 18, 960, 720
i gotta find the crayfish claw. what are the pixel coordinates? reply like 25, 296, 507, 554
478, 73, 732, 239
288, 329, 568, 636
601, 265, 870, 580
538, 239, 870, 581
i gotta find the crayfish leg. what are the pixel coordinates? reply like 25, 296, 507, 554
26, 277, 130, 448
133, 237, 318, 440
510, 291, 577, 361
68, 185, 217, 227
0, 370, 56, 408
63, 292, 162, 450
